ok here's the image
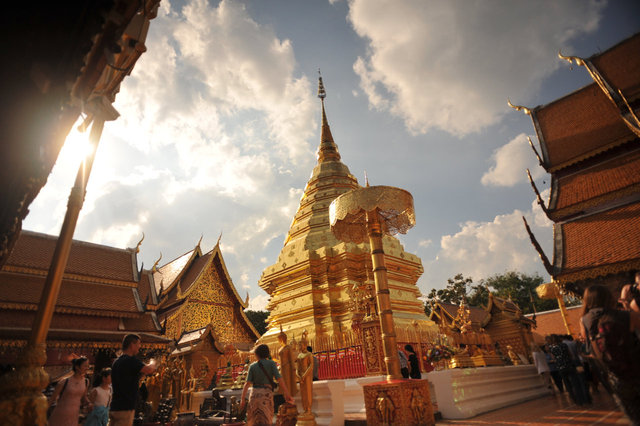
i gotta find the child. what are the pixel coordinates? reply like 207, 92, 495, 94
84, 368, 112, 426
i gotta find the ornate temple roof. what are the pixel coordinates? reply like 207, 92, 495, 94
548, 146, 640, 220
155, 242, 249, 312
552, 201, 640, 287
531, 83, 634, 172
5, 230, 139, 283
429, 302, 490, 330
520, 33, 640, 295
0, 230, 168, 349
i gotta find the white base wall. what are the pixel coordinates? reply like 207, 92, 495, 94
426, 365, 550, 419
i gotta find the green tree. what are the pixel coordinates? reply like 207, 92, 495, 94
424, 273, 474, 315
479, 271, 555, 315
424, 271, 570, 315
244, 310, 270, 335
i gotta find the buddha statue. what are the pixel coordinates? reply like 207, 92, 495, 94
277, 326, 297, 398
217, 361, 234, 389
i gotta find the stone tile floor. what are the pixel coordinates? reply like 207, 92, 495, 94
436, 390, 630, 425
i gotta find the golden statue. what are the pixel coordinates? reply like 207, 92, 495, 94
217, 362, 234, 389
296, 331, 314, 416
506, 345, 521, 365
278, 326, 298, 398
376, 390, 395, 426
410, 388, 427, 423
180, 366, 198, 411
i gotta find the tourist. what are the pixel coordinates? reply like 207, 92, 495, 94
84, 368, 112, 426
240, 344, 294, 426
110, 334, 158, 426
405, 344, 421, 379
531, 344, 553, 395
581, 284, 640, 423
548, 334, 588, 405
543, 336, 563, 393
48, 356, 91, 426
398, 348, 409, 378
562, 334, 591, 404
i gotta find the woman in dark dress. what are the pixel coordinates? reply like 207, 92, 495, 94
405, 344, 421, 379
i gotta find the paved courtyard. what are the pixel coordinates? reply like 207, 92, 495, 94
437, 390, 629, 425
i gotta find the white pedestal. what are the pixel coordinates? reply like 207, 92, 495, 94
426, 365, 550, 419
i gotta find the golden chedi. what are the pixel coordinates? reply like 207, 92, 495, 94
258, 76, 436, 350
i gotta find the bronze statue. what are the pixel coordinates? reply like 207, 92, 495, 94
278, 326, 298, 398
296, 330, 314, 416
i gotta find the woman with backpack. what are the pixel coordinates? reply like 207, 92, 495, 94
239, 344, 294, 426
581, 284, 640, 424
48, 356, 91, 426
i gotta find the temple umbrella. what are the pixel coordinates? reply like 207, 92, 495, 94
536, 282, 573, 336
329, 184, 415, 380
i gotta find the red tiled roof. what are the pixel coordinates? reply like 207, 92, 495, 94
6, 231, 136, 282
525, 305, 583, 341
590, 33, 640, 99
558, 201, 640, 277
0, 271, 139, 314
553, 148, 640, 213
534, 84, 633, 171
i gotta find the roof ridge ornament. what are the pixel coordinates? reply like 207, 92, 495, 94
152, 252, 162, 272
507, 99, 532, 115
526, 168, 550, 219
558, 50, 585, 69
527, 136, 547, 171
134, 233, 144, 253
522, 216, 553, 275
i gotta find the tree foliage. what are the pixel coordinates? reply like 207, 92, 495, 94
424, 271, 563, 315
244, 310, 269, 335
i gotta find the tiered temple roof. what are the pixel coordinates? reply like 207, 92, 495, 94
258, 77, 436, 350
522, 33, 640, 295
154, 240, 259, 350
0, 231, 167, 350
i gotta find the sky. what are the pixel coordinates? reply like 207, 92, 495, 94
24, 0, 640, 311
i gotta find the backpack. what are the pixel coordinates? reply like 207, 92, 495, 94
587, 309, 640, 377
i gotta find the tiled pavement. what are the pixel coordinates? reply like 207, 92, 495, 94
436, 390, 630, 425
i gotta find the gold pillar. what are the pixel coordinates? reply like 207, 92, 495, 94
0, 118, 105, 426
367, 210, 401, 380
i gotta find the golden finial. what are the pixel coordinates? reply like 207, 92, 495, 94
558, 50, 585, 67
507, 99, 532, 115
364, 171, 370, 187
244, 291, 249, 307
318, 69, 326, 99
152, 252, 162, 272
134, 233, 145, 253
196, 234, 203, 248
216, 231, 222, 247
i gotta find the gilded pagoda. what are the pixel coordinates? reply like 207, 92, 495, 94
258, 78, 436, 351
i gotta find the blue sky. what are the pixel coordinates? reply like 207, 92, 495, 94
24, 0, 640, 310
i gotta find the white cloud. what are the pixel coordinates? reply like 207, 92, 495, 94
418, 239, 432, 248
347, 0, 604, 136
248, 293, 270, 311
482, 133, 546, 187
421, 194, 553, 290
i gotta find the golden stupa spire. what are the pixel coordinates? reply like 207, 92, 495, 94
317, 71, 340, 163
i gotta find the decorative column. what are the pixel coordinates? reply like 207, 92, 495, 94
329, 184, 434, 425
0, 99, 117, 425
